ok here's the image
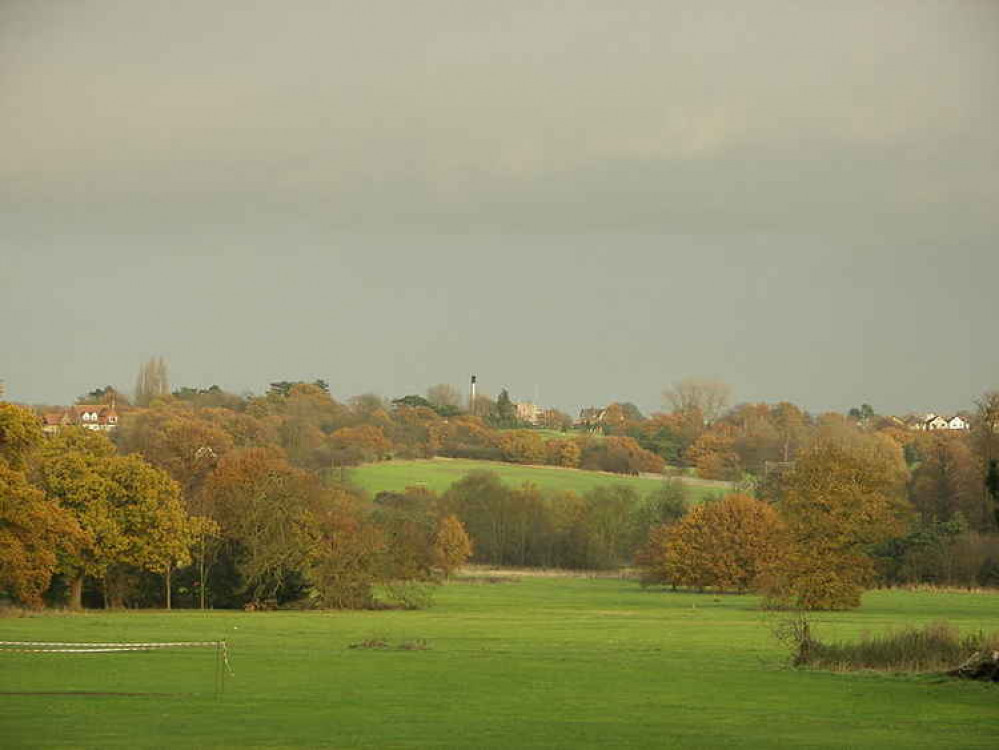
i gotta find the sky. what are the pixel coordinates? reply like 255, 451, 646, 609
2, 0, 997, 416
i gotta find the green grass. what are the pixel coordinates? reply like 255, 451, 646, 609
348, 457, 724, 501
1, 580, 996, 749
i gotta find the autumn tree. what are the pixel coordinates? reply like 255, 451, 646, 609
761, 432, 911, 610
0, 462, 81, 607
545, 438, 581, 468
497, 430, 546, 465
370, 488, 439, 580
34, 429, 199, 608
204, 447, 324, 604
304, 486, 387, 609
328, 424, 392, 467
687, 429, 742, 480
0, 402, 44, 469
115, 409, 234, 499
432, 515, 473, 578
639, 494, 786, 591
910, 432, 981, 527
579, 436, 664, 475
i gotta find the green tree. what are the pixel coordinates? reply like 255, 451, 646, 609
492, 388, 517, 428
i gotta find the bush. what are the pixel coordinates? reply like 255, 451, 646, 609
776, 615, 999, 673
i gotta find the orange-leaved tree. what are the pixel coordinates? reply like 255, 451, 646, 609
639, 493, 786, 592
0, 462, 82, 607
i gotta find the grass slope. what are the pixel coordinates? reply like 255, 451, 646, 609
349, 458, 724, 501
1, 580, 996, 749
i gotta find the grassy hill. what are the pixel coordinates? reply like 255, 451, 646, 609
348, 457, 728, 502
2, 578, 996, 749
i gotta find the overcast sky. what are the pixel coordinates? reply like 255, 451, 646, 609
2, 1, 997, 416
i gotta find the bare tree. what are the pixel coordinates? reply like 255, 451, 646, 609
663, 378, 732, 424
426, 383, 462, 410
135, 357, 170, 407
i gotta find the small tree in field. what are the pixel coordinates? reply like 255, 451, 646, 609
432, 515, 473, 579
638, 493, 786, 592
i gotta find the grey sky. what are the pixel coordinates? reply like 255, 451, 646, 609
2, 1, 997, 415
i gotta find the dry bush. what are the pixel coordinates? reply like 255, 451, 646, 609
776, 615, 999, 674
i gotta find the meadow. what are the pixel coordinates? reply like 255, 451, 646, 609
348, 457, 727, 502
1, 576, 996, 749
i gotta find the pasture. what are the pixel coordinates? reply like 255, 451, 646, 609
348, 457, 726, 502
1, 577, 996, 749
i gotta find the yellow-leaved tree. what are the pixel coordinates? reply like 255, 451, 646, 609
760, 431, 911, 610
34, 428, 201, 609
432, 515, 473, 579
0, 462, 82, 607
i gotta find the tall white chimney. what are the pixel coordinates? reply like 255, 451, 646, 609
469, 374, 477, 412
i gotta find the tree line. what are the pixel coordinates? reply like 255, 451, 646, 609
5, 367, 999, 611
0, 402, 473, 610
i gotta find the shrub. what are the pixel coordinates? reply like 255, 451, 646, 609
777, 616, 999, 673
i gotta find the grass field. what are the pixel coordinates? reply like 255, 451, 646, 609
1, 577, 996, 749
348, 458, 726, 502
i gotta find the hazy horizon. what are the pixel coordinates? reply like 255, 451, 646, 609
3, 1, 997, 416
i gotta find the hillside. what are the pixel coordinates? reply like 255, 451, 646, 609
348, 457, 730, 501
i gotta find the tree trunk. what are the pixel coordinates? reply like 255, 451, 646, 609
68, 573, 84, 610
199, 543, 207, 610
165, 565, 172, 611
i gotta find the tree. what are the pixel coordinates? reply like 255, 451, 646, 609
205, 447, 324, 604
579, 436, 664, 475
432, 515, 473, 578
639, 494, 786, 592
492, 388, 517, 427
134, 357, 170, 407
268, 380, 329, 398
328, 425, 392, 467
0, 463, 81, 607
687, 429, 742, 480
761, 432, 910, 610
34, 429, 198, 609
114, 409, 234, 498
545, 438, 581, 468
304, 487, 387, 609
973, 391, 999, 531
426, 384, 463, 412
664, 378, 732, 425
631, 480, 688, 548
497, 430, 546, 464
0, 402, 44, 469
540, 408, 573, 431
910, 432, 981, 527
